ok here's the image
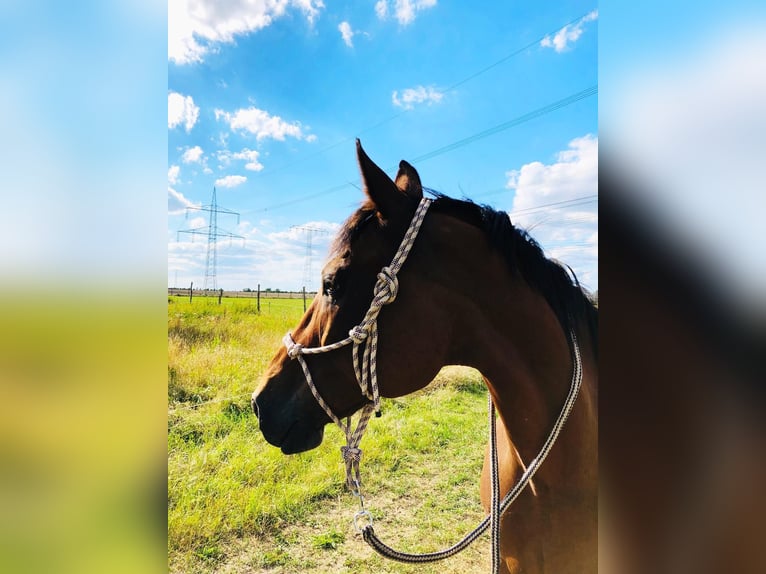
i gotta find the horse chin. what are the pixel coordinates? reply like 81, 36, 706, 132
280, 424, 325, 455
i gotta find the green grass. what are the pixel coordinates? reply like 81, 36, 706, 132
312, 529, 345, 550
169, 295, 491, 573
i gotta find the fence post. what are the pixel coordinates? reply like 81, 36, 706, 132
257, 284, 261, 313
189, 281, 193, 303
303, 286, 306, 312
218, 288, 223, 305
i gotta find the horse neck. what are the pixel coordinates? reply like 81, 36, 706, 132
451, 269, 598, 488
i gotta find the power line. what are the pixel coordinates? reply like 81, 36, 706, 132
261, 182, 350, 212
409, 85, 597, 164
512, 195, 597, 213
250, 10, 597, 180
510, 195, 598, 216
258, 85, 597, 213
444, 11, 596, 92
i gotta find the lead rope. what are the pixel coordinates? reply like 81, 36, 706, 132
360, 330, 582, 567
489, 394, 501, 573
281, 196, 583, 570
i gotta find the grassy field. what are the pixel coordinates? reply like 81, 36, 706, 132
168, 295, 492, 573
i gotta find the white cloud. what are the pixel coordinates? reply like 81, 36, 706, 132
541, 10, 598, 53
169, 0, 325, 65
215, 174, 248, 188
288, 0, 324, 24
188, 216, 206, 229
232, 148, 264, 171
376, 0, 437, 25
168, 186, 198, 214
168, 91, 199, 132
375, 0, 387, 19
506, 134, 598, 290
215, 106, 313, 141
168, 165, 180, 185
217, 148, 265, 171
181, 145, 203, 163
339, 21, 355, 47
392, 85, 444, 109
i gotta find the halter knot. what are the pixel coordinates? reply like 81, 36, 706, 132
348, 325, 369, 344
282, 333, 303, 359
374, 266, 399, 305
287, 343, 303, 359
341, 445, 362, 463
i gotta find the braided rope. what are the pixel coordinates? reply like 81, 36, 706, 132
282, 197, 432, 492
360, 329, 583, 564
359, 397, 503, 568
489, 395, 501, 573
280, 195, 584, 568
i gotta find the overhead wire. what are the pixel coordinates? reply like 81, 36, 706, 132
250, 9, 598, 181
259, 85, 597, 212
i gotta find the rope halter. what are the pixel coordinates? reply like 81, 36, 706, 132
280, 194, 584, 574
282, 197, 432, 492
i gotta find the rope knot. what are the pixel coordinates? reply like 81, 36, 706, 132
282, 333, 303, 359
348, 325, 368, 344
341, 446, 362, 463
374, 266, 399, 305
287, 343, 303, 359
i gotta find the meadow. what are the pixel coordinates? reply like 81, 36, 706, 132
168, 295, 492, 573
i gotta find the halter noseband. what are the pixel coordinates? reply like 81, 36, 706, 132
282, 196, 432, 492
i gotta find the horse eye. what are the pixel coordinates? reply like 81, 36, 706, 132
322, 270, 346, 303
322, 276, 334, 298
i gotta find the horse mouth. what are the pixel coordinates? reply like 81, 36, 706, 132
260, 419, 325, 455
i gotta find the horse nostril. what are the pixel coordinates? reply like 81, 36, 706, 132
251, 394, 259, 418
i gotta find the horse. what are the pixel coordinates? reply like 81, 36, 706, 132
252, 141, 598, 573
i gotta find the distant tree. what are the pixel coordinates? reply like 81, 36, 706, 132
243, 287, 252, 292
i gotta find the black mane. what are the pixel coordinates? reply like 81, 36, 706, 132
427, 191, 598, 356
332, 192, 598, 356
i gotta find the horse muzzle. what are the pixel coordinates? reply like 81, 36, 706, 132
252, 385, 326, 454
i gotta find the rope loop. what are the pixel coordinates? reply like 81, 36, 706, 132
348, 325, 369, 344
374, 267, 399, 305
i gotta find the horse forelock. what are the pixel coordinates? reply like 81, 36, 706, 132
328, 203, 377, 262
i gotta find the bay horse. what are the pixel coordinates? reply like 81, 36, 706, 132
252, 141, 598, 573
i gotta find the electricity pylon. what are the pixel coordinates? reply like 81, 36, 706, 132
290, 225, 329, 289
177, 187, 244, 291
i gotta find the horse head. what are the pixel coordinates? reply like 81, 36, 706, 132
252, 141, 468, 454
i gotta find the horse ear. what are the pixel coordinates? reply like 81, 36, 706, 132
394, 160, 423, 200
356, 139, 408, 218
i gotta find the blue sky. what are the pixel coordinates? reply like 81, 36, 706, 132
168, 1, 598, 292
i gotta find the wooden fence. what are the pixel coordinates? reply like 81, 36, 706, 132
167, 288, 316, 299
